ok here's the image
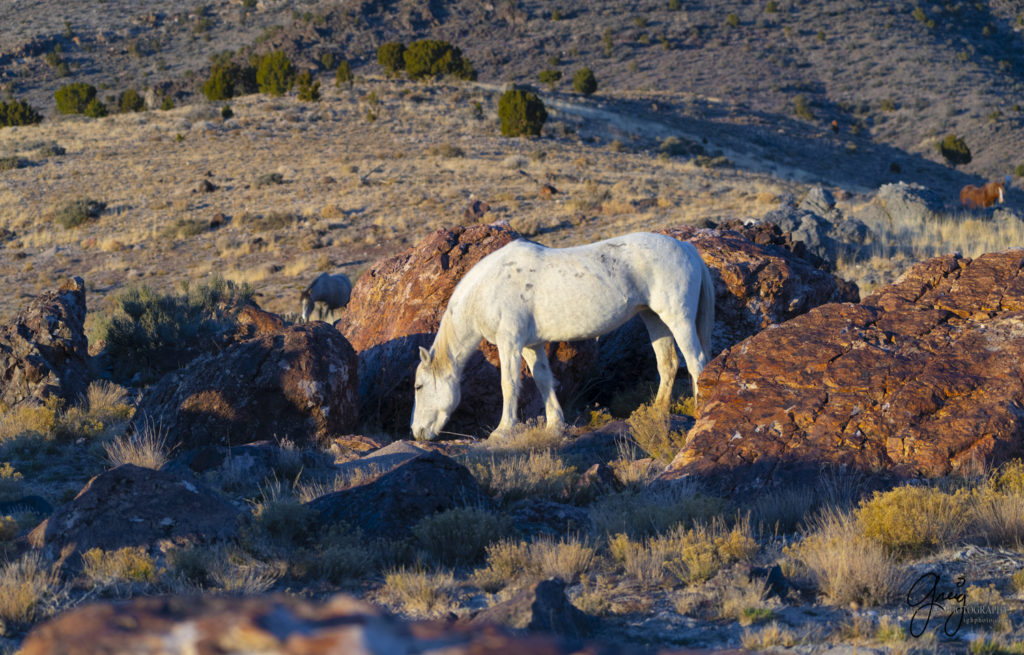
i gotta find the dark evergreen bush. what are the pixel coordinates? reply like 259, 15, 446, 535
403, 40, 476, 81
538, 69, 562, 89
297, 71, 321, 102
573, 67, 597, 95
55, 82, 99, 115
937, 134, 971, 167
498, 87, 547, 137
118, 89, 145, 113
335, 60, 353, 86
54, 198, 106, 229
256, 51, 295, 96
0, 99, 42, 127
377, 42, 406, 75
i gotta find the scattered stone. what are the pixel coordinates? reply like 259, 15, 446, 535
463, 198, 490, 220
508, 498, 592, 537
195, 179, 218, 193
539, 183, 559, 197
0, 277, 90, 409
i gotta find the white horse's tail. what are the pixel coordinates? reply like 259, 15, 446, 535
697, 261, 715, 362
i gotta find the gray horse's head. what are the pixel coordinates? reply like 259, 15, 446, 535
410, 346, 460, 441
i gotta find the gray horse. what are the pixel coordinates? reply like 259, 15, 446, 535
300, 273, 352, 322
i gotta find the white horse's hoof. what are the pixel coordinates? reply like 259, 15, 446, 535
487, 427, 512, 441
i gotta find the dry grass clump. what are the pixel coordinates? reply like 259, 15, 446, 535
245, 478, 314, 551
103, 420, 169, 470
479, 419, 568, 453
785, 508, 900, 607
716, 569, 776, 626
473, 535, 595, 593
741, 621, 800, 649
589, 481, 725, 538
81, 546, 162, 590
609, 514, 757, 588
625, 403, 686, 464
0, 552, 63, 628
0, 463, 24, 501
411, 507, 512, 566
463, 449, 576, 503
855, 484, 970, 558
380, 567, 460, 619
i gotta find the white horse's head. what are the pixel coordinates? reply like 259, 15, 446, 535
411, 346, 460, 441
299, 289, 313, 322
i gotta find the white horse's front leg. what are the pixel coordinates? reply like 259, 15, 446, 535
491, 340, 522, 439
522, 344, 564, 432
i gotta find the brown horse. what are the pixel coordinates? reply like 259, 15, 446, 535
960, 180, 1006, 209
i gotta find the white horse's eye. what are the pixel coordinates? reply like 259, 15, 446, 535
414, 384, 423, 391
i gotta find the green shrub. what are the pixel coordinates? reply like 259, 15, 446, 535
54, 198, 105, 229
95, 277, 254, 385
573, 67, 597, 95
538, 68, 562, 89
726, 13, 740, 27
0, 99, 43, 127
0, 156, 25, 171
403, 40, 476, 81
412, 507, 511, 566
83, 98, 108, 118
766, 1, 778, 12
937, 133, 972, 166
498, 87, 547, 137
793, 94, 814, 120
855, 485, 970, 558
203, 61, 248, 101
377, 42, 406, 75
160, 96, 175, 111
54, 82, 98, 115
296, 71, 320, 102
221, 104, 233, 120
118, 89, 145, 113
335, 60, 353, 86
256, 51, 295, 96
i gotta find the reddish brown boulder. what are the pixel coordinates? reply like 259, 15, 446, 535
28, 464, 240, 569
136, 323, 358, 451
19, 593, 740, 655
0, 277, 90, 409
593, 224, 858, 401
667, 250, 1024, 493
337, 222, 598, 435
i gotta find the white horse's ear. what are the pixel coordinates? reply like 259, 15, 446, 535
419, 346, 431, 364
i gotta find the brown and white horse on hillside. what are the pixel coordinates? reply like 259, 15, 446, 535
960, 177, 1010, 209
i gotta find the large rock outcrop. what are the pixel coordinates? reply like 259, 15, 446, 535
338, 222, 597, 435
0, 277, 90, 409
28, 464, 240, 568
136, 323, 358, 451
593, 224, 858, 402
667, 250, 1024, 492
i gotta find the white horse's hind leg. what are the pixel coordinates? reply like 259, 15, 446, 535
492, 339, 523, 439
522, 345, 565, 431
661, 313, 708, 399
639, 310, 679, 411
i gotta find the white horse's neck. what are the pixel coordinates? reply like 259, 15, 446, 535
432, 308, 480, 378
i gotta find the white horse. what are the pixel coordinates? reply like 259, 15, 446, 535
300, 273, 352, 322
411, 232, 715, 441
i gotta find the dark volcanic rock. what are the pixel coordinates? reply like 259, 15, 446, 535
0, 277, 90, 409
337, 222, 597, 435
306, 443, 489, 539
666, 250, 1024, 493
28, 464, 239, 568
136, 323, 358, 451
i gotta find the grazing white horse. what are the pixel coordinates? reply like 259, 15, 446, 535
411, 232, 715, 441
300, 273, 352, 322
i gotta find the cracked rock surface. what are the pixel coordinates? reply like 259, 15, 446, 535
667, 250, 1024, 492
